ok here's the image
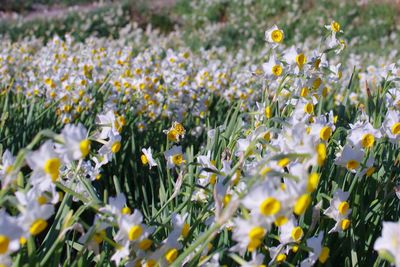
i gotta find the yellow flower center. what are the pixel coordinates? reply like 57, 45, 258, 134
392, 122, 400, 135
314, 58, 321, 69
209, 173, 217, 185
361, 134, 374, 148
121, 207, 131, 215
165, 248, 178, 264
265, 106, 272, 118
172, 154, 184, 166
331, 21, 340, 32
182, 223, 190, 238
37, 196, 47, 205
296, 53, 307, 68
128, 225, 143, 241
173, 122, 185, 135
141, 154, 148, 165
271, 29, 284, 43
30, 219, 48, 236
291, 226, 304, 242
19, 237, 27, 245
320, 126, 332, 141
300, 87, 309, 97
5, 165, 13, 175
276, 253, 287, 263
93, 230, 106, 244
145, 259, 157, 267
338, 201, 349, 215
274, 216, 288, 227
248, 226, 265, 241
247, 238, 261, 252
312, 78, 322, 89
223, 194, 231, 206
316, 143, 326, 166
341, 219, 351, 230
0, 235, 10, 254
139, 239, 153, 250
272, 65, 283, 76
43, 158, 60, 181
346, 160, 359, 170
319, 246, 330, 263
366, 167, 375, 177
259, 197, 281, 216
260, 166, 271, 176
278, 157, 290, 168
111, 141, 121, 154
167, 129, 179, 141
307, 173, 319, 192
293, 194, 311, 215
304, 103, 314, 114
79, 139, 91, 157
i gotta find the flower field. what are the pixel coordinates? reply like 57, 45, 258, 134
0, 0, 399, 266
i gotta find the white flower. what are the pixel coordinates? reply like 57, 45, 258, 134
164, 146, 185, 169
99, 193, 130, 219
347, 121, 381, 149
56, 123, 90, 162
279, 216, 304, 244
374, 221, 400, 267
26, 141, 63, 187
15, 185, 59, 207
111, 242, 130, 266
265, 25, 284, 48
98, 132, 122, 163
334, 144, 364, 173
18, 202, 54, 236
324, 189, 352, 233
0, 150, 16, 187
262, 55, 284, 78
242, 179, 289, 223
141, 147, 157, 169
78, 216, 108, 255
283, 46, 307, 73
301, 232, 329, 267
96, 110, 119, 140
0, 209, 24, 255
114, 209, 152, 246
231, 216, 268, 254
382, 110, 400, 144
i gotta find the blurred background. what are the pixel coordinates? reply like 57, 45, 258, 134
0, 0, 399, 57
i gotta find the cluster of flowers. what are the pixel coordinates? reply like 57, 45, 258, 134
0, 113, 194, 266
0, 20, 399, 266
189, 22, 400, 266
1, 16, 398, 130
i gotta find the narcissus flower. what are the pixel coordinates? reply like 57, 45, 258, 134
26, 141, 63, 185
334, 144, 364, 173
231, 216, 268, 254
0, 209, 24, 255
141, 147, 158, 169
265, 25, 284, 48
0, 150, 16, 187
262, 55, 284, 78
56, 123, 91, 162
324, 189, 352, 233
374, 221, 400, 267
18, 202, 54, 236
301, 232, 329, 267
382, 110, 400, 144
164, 146, 186, 169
